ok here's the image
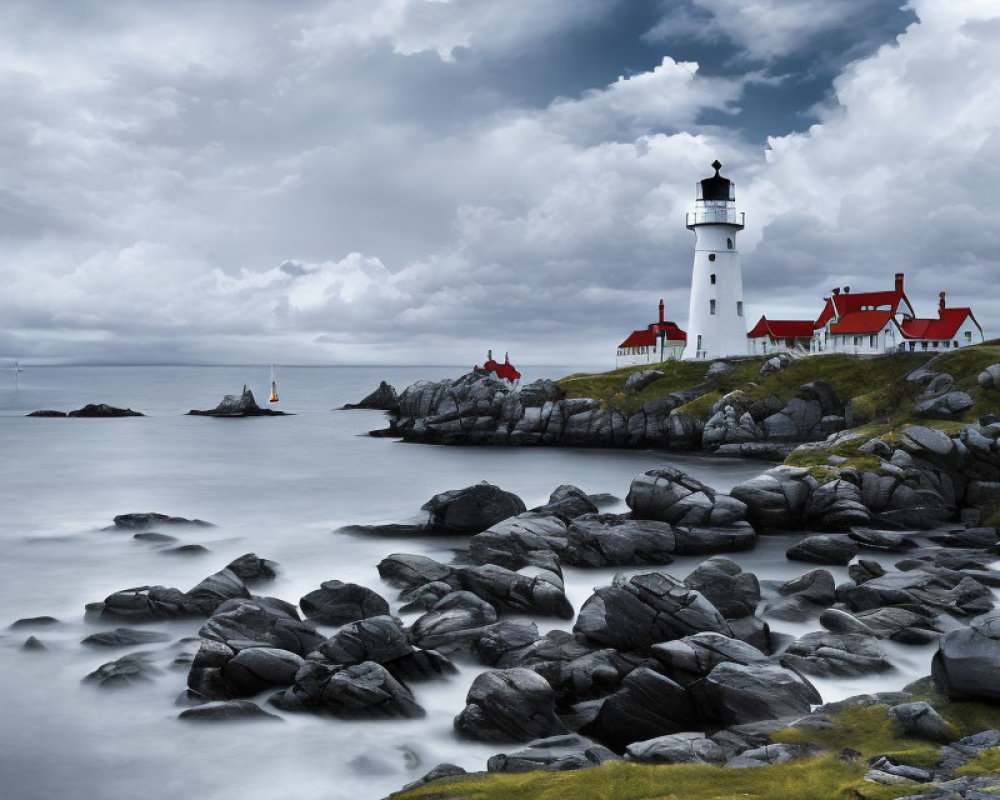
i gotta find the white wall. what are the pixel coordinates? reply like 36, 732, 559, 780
684, 219, 746, 360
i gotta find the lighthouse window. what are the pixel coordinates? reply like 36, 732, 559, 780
708, 253, 716, 262
710, 274, 716, 285
737, 301, 743, 316
710, 299, 716, 315
727, 238, 733, 249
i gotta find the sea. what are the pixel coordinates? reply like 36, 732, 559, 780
0, 365, 972, 800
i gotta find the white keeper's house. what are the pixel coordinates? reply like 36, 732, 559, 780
747, 273, 984, 356
615, 299, 687, 368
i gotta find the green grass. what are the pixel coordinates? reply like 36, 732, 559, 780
773, 705, 941, 768
389, 756, 918, 800
956, 747, 1000, 777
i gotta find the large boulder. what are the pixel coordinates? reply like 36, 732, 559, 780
299, 581, 390, 625
977, 364, 1000, 390
188, 386, 287, 417
626, 468, 747, 527
533, 485, 600, 521
845, 569, 994, 617
270, 661, 424, 718
914, 391, 974, 419
574, 572, 730, 652
760, 381, 843, 442
887, 701, 955, 743
409, 591, 498, 655
376, 554, 457, 591
563, 515, 675, 567
786, 534, 858, 566
423, 482, 527, 533
625, 370, 665, 393
219, 647, 304, 694
729, 468, 818, 532
625, 731, 727, 765
779, 632, 892, 677
314, 615, 412, 665
764, 570, 836, 621
342, 381, 399, 412
690, 662, 822, 726
932, 611, 1000, 701
652, 632, 769, 686
454, 668, 567, 743
587, 668, 697, 752
804, 480, 871, 531
469, 513, 567, 572
457, 565, 573, 618
683, 558, 760, 619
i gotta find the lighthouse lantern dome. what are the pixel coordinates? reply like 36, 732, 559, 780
697, 160, 735, 202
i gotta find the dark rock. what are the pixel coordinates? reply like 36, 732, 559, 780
574, 572, 730, 652
853, 607, 941, 643
487, 734, 620, 773
624, 370, 665, 393
764, 570, 836, 620
848, 559, 886, 585
399, 581, 453, 612
178, 700, 281, 722
914, 391, 974, 419
805, 479, 870, 531
626, 468, 747, 527
84, 653, 160, 688
469, 513, 566, 572
200, 599, 324, 656
845, 569, 994, 617
587, 668, 697, 752
383, 649, 457, 682
26, 410, 67, 417
300, 580, 390, 625
219, 647, 304, 694
729, 468, 817, 532
183, 568, 251, 615
932, 610, 1000, 700
818, 608, 876, 636
534, 485, 600, 520
690, 662, 822, 726
342, 381, 399, 412
188, 386, 288, 416
400, 764, 467, 792
786, 534, 858, 566
409, 591, 498, 655
133, 532, 178, 543
887, 701, 955, 743
163, 544, 209, 556
673, 523, 757, 555
113, 512, 213, 529
315, 615, 412, 665
377, 553, 457, 590
454, 668, 567, 743
779, 632, 892, 677
457, 565, 573, 618
68, 404, 144, 417
9, 616, 59, 629
422, 482, 526, 533
22, 636, 46, 651
928, 527, 999, 549
849, 528, 917, 552
271, 661, 424, 718
563, 515, 674, 567
474, 621, 541, 667
225, 553, 278, 583
652, 632, 768, 686
684, 558, 760, 619
98, 585, 191, 621
82, 628, 172, 647
625, 731, 727, 764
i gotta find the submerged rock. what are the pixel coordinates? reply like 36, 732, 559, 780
422, 482, 527, 533
82, 628, 172, 648
299, 581, 390, 625
178, 700, 281, 722
84, 653, 160, 688
112, 512, 213, 529
29, 404, 144, 417
271, 661, 424, 718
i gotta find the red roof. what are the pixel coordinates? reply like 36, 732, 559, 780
618, 322, 687, 349
829, 309, 895, 335
747, 317, 815, 339
475, 351, 521, 381
815, 290, 912, 329
900, 308, 976, 340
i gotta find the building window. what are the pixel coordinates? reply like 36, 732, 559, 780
869, 334, 876, 348
710, 299, 716, 315
954, 340, 959, 348
966, 331, 973, 341
710, 273, 716, 285
921, 341, 928, 350
909, 342, 915, 351
737, 301, 743, 316
696, 334, 703, 354
853, 336, 860, 346
708, 253, 716, 262
727, 237, 733, 249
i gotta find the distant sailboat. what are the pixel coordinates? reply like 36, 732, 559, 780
6, 360, 22, 390
268, 365, 279, 403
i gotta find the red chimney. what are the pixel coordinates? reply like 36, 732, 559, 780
659, 298, 665, 325
895, 273, 904, 293
939, 292, 946, 314
832, 288, 841, 296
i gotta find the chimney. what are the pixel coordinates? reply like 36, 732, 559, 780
487, 349, 492, 362
843, 286, 851, 294
939, 292, 946, 314
832, 288, 841, 296
895, 273, 904, 293
659, 298, 665, 325
504, 351, 510, 364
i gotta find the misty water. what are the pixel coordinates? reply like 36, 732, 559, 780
0, 366, 981, 800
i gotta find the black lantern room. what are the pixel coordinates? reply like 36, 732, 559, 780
697, 160, 735, 202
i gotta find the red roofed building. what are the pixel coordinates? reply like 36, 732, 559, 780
616, 299, 687, 368
748, 273, 984, 356
474, 350, 522, 383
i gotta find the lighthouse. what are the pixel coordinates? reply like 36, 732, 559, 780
683, 161, 747, 360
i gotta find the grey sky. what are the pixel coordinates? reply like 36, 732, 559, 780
1, 0, 995, 366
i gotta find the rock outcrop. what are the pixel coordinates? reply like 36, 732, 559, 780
188, 386, 288, 417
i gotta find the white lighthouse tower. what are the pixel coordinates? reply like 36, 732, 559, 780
683, 161, 747, 360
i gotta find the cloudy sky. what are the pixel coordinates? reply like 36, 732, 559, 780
1, 0, 997, 366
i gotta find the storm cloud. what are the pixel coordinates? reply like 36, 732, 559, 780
0, 0, 995, 366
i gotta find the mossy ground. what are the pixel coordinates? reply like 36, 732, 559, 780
390, 756, 916, 800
